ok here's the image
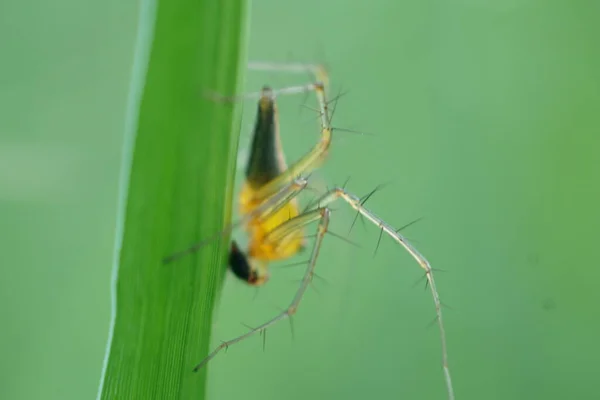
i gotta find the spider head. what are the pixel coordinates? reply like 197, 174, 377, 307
229, 241, 269, 286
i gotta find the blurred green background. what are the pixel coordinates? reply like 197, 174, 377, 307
2, 0, 599, 399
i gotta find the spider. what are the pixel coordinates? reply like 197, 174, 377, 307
164, 62, 454, 400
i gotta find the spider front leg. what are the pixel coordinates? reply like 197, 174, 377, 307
312, 187, 455, 400
193, 207, 331, 372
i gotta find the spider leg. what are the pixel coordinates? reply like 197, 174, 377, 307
193, 207, 331, 372
310, 186, 455, 400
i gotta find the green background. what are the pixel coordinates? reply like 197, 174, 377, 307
2, 0, 599, 399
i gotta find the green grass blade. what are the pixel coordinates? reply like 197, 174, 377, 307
98, 0, 249, 398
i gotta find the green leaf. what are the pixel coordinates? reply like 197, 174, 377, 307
98, 0, 249, 398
